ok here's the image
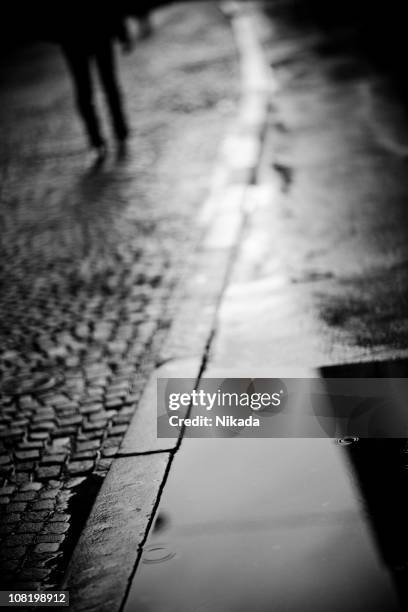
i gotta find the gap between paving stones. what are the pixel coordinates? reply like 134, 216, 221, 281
63, 4, 274, 611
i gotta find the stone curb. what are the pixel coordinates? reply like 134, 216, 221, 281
62, 4, 273, 610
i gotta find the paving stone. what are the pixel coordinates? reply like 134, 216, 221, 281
0, 546, 26, 560
40, 454, 67, 466
80, 404, 104, 415
25, 511, 49, 522
58, 416, 82, 427
88, 412, 110, 423
0, 524, 15, 536
24, 553, 58, 567
76, 440, 100, 452
13, 491, 37, 502
18, 568, 50, 580
3, 513, 21, 524
18, 441, 44, 450
20, 482, 43, 492
12, 419, 30, 428
46, 522, 69, 535
63, 477, 86, 490
112, 415, 132, 425
35, 466, 62, 481
37, 533, 66, 544
54, 401, 78, 411
31, 500, 57, 512
49, 513, 69, 523
101, 448, 118, 458
79, 431, 104, 442
105, 399, 124, 410
34, 543, 60, 554
56, 409, 77, 419
67, 461, 94, 475
0, 559, 19, 570
57, 490, 72, 503
49, 437, 71, 448
86, 389, 104, 399
81, 420, 106, 432
17, 522, 44, 534
32, 411, 55, 422
102, 437, 122, 449
15, 450, 40, 462
13, 473, 31, 484
29, 432, 50, 441
5, 533, 35, 546
30, 422, 57, 432
0, 429, 24, 440
52, 427, 77, 437
16, 462, 36, 472
96, 458, 113, 472
10, 581, 42, 590
8, 503, 27, 512
119, 406, 136, 416
39, 489, 60, 500
108, 425, 128, 437
71, 451, 97, 461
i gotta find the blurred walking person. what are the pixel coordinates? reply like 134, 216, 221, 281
53, 3, 132, 162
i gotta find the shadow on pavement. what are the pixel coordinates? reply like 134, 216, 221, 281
262, 0, 408, 104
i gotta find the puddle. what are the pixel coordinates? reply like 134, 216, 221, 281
320, 358, 408, 378
124, 438, 401, 611
124, 359, 408, 611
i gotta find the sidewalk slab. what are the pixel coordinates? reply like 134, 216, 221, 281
63, 453, 171, 612
119, 358, 200, 455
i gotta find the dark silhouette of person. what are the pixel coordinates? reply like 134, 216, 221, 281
53, 4, 132, 161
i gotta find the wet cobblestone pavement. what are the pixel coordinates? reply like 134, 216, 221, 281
0, 3, 238, 589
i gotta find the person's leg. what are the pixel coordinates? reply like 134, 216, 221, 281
138, 11, 153, 39
95, 41, 129, 143
63, 46, 105, 149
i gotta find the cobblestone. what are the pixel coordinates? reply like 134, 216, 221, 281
31, 500, 56, 512
18, 568, 51, 580
0, 547, 26, 560
71, 451, 97, 460
39, 489, 60, 500
47, 522, 69, 535
34, 543, 60, 554
25, 511, 49, 522
76, 441, 100, 452
3, 513, 21, 524
4, 534, 35, 546
20, 482, 43, 492
0, 1, 237, 591
37, 533, 66, 544
49, 513, 69, 522
8, 503, 27, 513
35, 467, 62, 481
67, 461, 94, 476
40, 454, 67, 466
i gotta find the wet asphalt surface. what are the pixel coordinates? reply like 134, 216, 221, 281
253, 0, 408, 365
0, 3, 238, 589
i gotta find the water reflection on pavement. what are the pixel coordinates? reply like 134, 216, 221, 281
124, 436, 400, 612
